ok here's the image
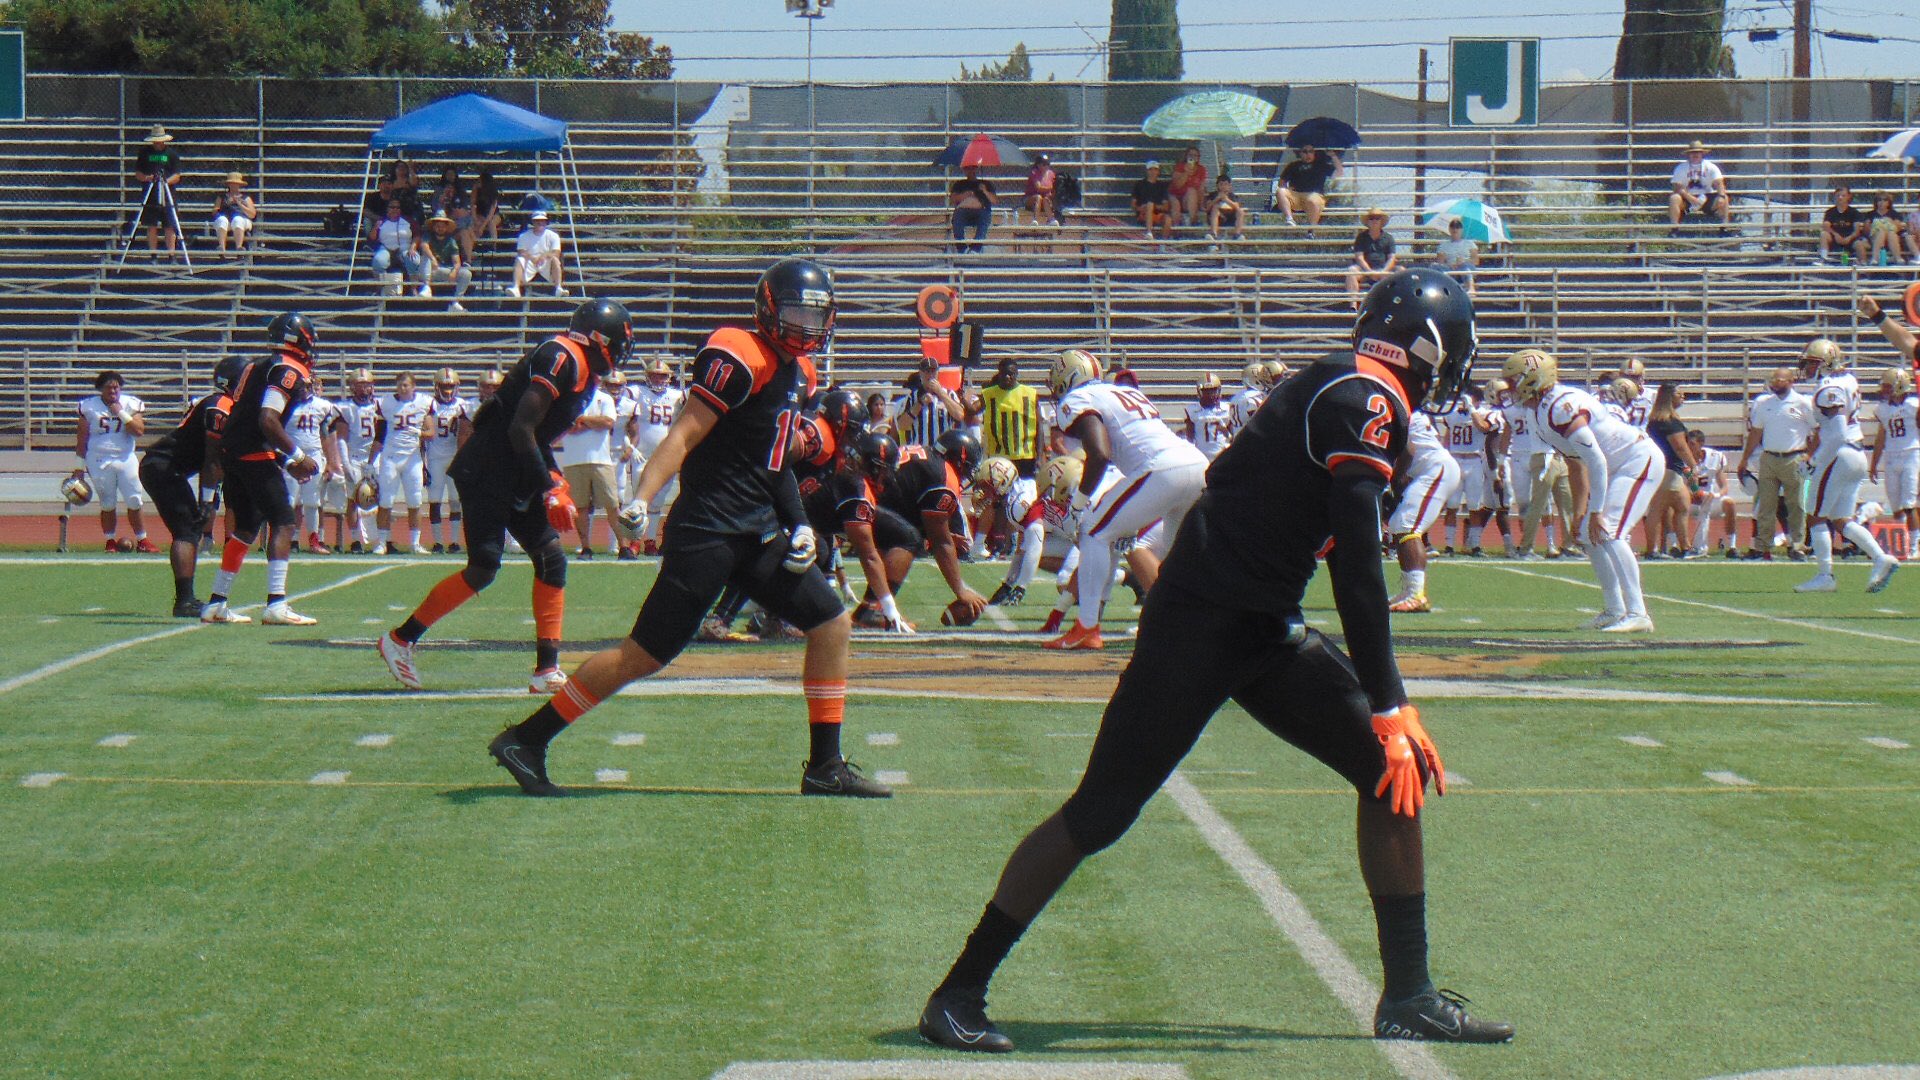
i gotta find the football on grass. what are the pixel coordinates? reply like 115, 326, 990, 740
940, 599, 979, 627
116, 538, 136, 552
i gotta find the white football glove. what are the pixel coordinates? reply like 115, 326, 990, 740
783, 524, 817, 574
878, 594, 915, 634
617, 499, 649, 537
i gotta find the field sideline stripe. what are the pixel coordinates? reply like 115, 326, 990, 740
1164, 773, 1456, 1080
1474, 564, 1920, 646
0, 565, 399, 697
711, 1062, 1190, 1079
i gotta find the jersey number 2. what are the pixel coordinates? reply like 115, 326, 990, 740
1360, 394, 1393, 449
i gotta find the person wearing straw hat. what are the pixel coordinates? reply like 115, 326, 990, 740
132, 124, 184, 260
1345, 208, 1398, 310
1667, 139, 1730, 233
210, 172, 256, 255
419, 212, 472, 312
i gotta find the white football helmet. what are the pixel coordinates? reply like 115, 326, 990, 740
1049, 348, 1102, 398
1501, 348, 1559, 403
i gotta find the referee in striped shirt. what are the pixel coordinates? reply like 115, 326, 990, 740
894, 357, 968, 450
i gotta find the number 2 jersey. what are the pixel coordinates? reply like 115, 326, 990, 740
448, 336, 599, 502
670, 326, 818, 541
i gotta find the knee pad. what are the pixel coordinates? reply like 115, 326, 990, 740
530, 539, 568, 588
463, 542, 504, 590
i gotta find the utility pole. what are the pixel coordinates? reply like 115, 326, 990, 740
1414, 48, 1429, 218
1792, 0, 1812, 82
1792, 0, 1811, 218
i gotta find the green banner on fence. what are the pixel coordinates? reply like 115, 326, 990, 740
0, 31, 23, 122
1449, 38, 1539, 128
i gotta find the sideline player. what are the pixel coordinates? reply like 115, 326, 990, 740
1437, 387, 1493, 555
202, 313, 323, 626
423, 367, 472, 554
628, 358, 684, 554
485, 259, 889, 799
378, 300, 626, 692
917, 270, 1511, 1051
1506, 371, 1573, 558
288, 372, 341, 555
1686, 431, 1736, 556
138, 357, 243, 615
371, 371, 433, 554
1870, 367, 1919, 549
1385, 408, 1461, 612
329, 369, 381, 553
75, 370, 157, 552
1182, 371, 1235, 461
1228, 360, 1275, 431
1503, 348, 1661, 632
1799, 378, 1898, 593
1045, 348, 1208, 650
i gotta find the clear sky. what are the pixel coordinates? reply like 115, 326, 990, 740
609, 1, 1920, 86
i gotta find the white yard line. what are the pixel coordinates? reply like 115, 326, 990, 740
1163, 774, 1457, 1080
1703, 771, 1756, 787
982, 605, 1016, 631
711, 1064, 1190, 1080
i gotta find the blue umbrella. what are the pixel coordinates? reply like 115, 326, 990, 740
1867, 129, 1920, 162
1284, 116, 1361, 150
1422, 198, 1510, 244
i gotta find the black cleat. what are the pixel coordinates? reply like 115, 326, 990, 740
801, 756, 892, 798
488, 729, 568, 797
349, 541, 365, 554
919, 985, 1014, 1053
987, 582, 1026, 606
1375, 987, 1514, 1044
447, 542, 462, 554
431, 542, 445, 554
172, 597, 204, 618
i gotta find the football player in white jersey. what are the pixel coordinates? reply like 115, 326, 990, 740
330, 368, 382, 552
1504, 375, 1572, 557
1870, 367, 1920, 548
74, 370, 155, 552
1504, 348, 1663, 632
1685, 430, 1736, 557
628, 358, 684, 554
1386, 409, 1461, 612
1228, 361, 1275, 431
371, 371, 434, 554
423, 367, 472, 554
1182, 371, 1236, 460
1803, 338, 1863, 446
1044, 348, 1208, 650
1438, 389, 1495, 555
287, 373, 343, 555
1799, 379, 1899, 592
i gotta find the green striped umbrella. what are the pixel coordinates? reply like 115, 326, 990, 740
1141, 91, 1278, 141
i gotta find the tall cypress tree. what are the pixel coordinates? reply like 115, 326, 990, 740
1615, 0, 1734, 78
1108, 0, 1182, 81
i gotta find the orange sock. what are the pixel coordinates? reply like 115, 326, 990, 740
220, 537, 250, 573
411, 572, 477, 629
551, 679, 601, 723
532, 580, 564, 642
803, 680, 846, 726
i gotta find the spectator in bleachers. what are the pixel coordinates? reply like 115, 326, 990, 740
1206, 175, 1245, 242
1271, 144, 1341, 233
1667, 140, 1730, 234
1431, 217, 1479, 297
1904, 198, 1920, 265
1130, 161, 1173, 240
431, 166, 473, 242
385, 158, 422, 221
1023, 154, 1057, 225
368, 199, 424, 290
949, 165, 997, 254
1168, 145, 1209, 229
419, 213, 471, 313
1866, 191, 1906, 267
468, 169, 503, 259
1820, 185, 1869, 263
1345, 208, 1398, 310
507, 210, 566, 298
132, 125, 184, 260
210, 172, 256, 255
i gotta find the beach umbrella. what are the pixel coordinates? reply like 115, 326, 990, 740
1867, 129, 1920, 162
1141, 91, 1277, 141
932, 133, 1030, 169
1284, 116, 1362, 149
1422, 198, 1510, 244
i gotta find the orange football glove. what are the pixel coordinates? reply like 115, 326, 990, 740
1371, 704, 1445, 818
544, 471, 577, 534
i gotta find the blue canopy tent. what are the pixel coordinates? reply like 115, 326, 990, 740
351, 93, 585, 291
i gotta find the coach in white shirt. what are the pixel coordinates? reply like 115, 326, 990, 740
1737, 366, 1813, 556
554, 386, 629, 557
507, 210, 565, 298
1668, 140, 1730, 231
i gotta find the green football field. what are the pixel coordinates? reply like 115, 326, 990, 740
2, 552, 1916, 1080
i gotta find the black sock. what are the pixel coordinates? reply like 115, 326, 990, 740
535, 638, 560, 671
174, 575, 195, 602
515, 702, 568, 747
808, 722, 841, 765
396, 616, 428, 644
268, 592, 285, 605
1372, 892, 1432, 999
937, 902, 1027, 994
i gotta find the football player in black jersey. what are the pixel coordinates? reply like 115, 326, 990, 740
867, 428, 987, 626
138, 356, 245, 617
485, 258, 890, 799
919, 270, 1514, 1051
377, 300, 631, 693
808, 431, 916, 632
202, 313, 323, 626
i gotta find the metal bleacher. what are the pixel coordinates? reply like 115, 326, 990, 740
1, 73, 1917, 447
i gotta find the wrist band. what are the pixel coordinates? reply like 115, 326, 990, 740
1878, 308, 1895, 326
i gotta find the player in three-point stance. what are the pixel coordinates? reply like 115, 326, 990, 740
1503, 348, 1662, 633
137, 356, 245, 616
484, 258, 891, 799
378, 300, 629, 693
918, 269, 1512, 1052
201, 313, 324, 626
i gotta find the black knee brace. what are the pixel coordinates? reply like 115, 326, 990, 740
529, 538, 568, 589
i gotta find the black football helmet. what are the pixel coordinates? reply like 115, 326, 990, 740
816, 389, 861, 435
851, 431, 900, 479
1352, 269, 1477, 414
213, 355, 249, 393
267, 312, 317, 359
934, 428, 982, 476
567, 298, 634, 376
754, 258, 836, 354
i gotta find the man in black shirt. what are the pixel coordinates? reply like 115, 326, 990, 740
1346, 207, 1399, 310
1820, 185, 1869, 263
138, 356, 245, 617
485, 258, 891, 800
1129, 161, 1173, 239
1272, 144, 1343, 230
949, 166, 997, 254
132, 125, 184, 260
918, 269, 1513, 1052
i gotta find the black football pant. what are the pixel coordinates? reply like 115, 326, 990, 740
631, 529, 843, 664
1059, 581, 1391, 856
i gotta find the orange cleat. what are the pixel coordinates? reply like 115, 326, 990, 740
134, 538, 160, 554
104, 539, 119, 553
1388, 592, 1430, 613
305, 532, 332, 555
1038, 609, 1064, 634
642, 539, 659, 556
1042, 622, 1103, 650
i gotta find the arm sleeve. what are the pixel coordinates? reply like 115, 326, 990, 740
772, 466, 806, 532
1565, 424, 1609, 513
1324, 465, 1407, 713
685, 348, 757, 415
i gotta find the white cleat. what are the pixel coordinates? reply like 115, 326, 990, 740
1599, 614, 1655, 633
1584, 611, 1625, 629
411, 545, 434, 556
199, 601, 251, 625
377, 631, 422, 690
1867, 557, 1899, 594
529, 668, 569, 694
1794, 573, 1837, 593
261, 602, 317, 626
